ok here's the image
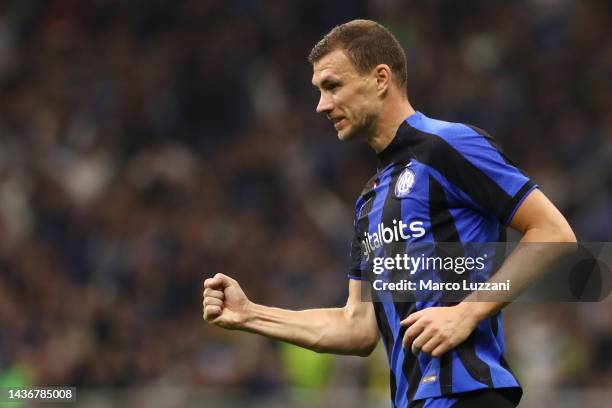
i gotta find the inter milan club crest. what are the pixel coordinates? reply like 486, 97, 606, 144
395, 165, 416, 198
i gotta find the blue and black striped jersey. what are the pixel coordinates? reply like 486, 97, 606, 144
349, 111, 536, 407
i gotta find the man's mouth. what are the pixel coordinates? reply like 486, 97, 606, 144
332, 117, 345, 129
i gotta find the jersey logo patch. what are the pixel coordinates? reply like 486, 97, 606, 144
422, 374, 437, 384
395, 166, 416, 198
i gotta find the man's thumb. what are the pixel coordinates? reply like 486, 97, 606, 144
214, 273, 233, 288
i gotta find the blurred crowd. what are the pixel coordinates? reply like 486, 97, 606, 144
0, 0, 611, 406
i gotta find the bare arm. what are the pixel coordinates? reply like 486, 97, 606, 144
401, 189, 577, 357
456, 188, 577, 317
203, 274, 379, 357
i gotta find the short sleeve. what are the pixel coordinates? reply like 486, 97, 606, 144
348, 232, 365, 280
432, 126, 537, 225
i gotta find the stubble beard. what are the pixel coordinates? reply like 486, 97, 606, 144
344, 112, 378, 143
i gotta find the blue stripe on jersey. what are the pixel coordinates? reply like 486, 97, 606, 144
451, 350, 478, 389
448, 206, 499, 243
367, 168, 409, 408
407, 112, 529, 200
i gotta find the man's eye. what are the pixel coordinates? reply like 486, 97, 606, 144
327, 83, 340, 91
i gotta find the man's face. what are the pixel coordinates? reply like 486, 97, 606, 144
312, 49, 380, 141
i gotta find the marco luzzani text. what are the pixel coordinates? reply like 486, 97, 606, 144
370, 254, 511, 292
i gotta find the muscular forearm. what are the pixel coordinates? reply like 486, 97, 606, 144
242, 303, 378, 356
204, 275, 378, 356
458, 226, 577, 321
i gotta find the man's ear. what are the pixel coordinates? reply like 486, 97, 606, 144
374, 64, 392, 96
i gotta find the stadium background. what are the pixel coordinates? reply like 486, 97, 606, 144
0, 0, 611, 407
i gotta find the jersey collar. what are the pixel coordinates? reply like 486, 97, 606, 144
376, 111, 422, 170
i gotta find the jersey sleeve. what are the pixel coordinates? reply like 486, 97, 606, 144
348, 231, 365, 280
433, 126, 537, 225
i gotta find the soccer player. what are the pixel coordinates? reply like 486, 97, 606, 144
203, 20, 576, 407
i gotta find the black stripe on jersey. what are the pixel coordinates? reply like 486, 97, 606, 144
455, 335, 494, 388
505, 181, 535, 223
379, 164, 423, 404
361, 186, 398, 405
428, 175, 471, 303
401, 314, 422, 404
439, 352, 454, 395
407, 128, 534, 224
410, 400, 425, 408
373, 299, 397, 403
428, 174, 460, 242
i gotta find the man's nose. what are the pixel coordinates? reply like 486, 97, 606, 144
316, 94, 333, 114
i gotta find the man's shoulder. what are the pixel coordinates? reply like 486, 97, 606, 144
413, 113, 487, 142
409, 114, 502, 160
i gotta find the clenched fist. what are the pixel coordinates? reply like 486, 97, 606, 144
203, 273, 251, 330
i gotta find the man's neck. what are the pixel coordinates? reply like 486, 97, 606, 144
367, 98, 415, 154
